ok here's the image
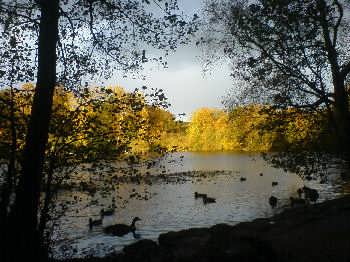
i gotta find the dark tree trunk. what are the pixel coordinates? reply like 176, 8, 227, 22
0, 82, 17, 221
38, 157, 56, 253
3, 1, 60, 261
333, 78, 350, 153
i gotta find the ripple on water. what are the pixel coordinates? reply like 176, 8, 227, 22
53, 152, 348, 258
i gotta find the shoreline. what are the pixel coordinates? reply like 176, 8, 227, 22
61, 195, 350, 262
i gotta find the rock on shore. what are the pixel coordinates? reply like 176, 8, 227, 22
62, 195, 350, 262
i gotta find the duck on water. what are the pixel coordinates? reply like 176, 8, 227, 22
203, 196, 216, 204
104, 217, 141, 237
194, 192, 207, 199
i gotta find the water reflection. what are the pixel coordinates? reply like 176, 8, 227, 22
54, 152, 348, 258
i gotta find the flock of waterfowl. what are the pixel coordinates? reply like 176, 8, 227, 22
194, 172, 319, 210
88, 171, 320, 238
270, 185, 319, 209
239, 172, 319, 209
88, 190, 219, 238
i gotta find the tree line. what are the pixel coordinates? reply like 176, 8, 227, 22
2, 85, 332, 159
184, 106, 332, 152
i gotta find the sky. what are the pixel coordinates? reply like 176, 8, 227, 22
104, 0, 234, 121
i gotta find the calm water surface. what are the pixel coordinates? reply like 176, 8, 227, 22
54, 152, 348, 257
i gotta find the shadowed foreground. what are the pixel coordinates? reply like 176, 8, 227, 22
61, 195, 350, 262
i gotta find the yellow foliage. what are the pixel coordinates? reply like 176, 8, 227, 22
181, 105, 330, 152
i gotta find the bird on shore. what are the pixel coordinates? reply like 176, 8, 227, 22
272, 181, 278, 186
104, 217, 141, 237
194, 192, 207, 199
100, 208, 115, 217
89, 217, 103, 230
203, 196, 216, 204
269, 196, 278, 208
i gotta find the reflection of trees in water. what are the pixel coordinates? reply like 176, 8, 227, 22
263, 152, 350, 184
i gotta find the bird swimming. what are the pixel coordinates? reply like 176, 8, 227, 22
240, 177, 247, 182
202, 196, 216, 204
272, 181, 278, 186
194, 192, 207, 199
104, 217, 141, 237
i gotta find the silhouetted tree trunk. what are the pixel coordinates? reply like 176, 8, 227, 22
333, 79, 350, 152
6, 1, 59, 261
0, 79, 17, 222
38, 156, 56, 255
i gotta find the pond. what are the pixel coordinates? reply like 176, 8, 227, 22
54, 152, 349, 258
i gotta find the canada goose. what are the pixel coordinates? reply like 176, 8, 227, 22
194, 192, 207, 199
272, 181, 278, 186
290, 197, 307, 207
240, 177, 247, 182
104, 217, 141, 237
303, 186, 319, 203
202, 196, 216, 204
89, 217, 103, 229
269, 196, 278, 208
100, 208, 115, 217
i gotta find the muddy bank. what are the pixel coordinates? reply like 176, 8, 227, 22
61, 195, 350, 262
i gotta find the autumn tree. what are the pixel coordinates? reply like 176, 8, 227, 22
184, 106, 329, 152
0, 1, 198, 261
187, 108, 233, 151
0, 85, 32, 221
203, 0, 350, 151
0, 83, 172, 257
134, 106, 179, 153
